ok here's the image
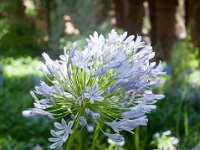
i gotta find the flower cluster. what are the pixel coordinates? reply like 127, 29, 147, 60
23, 29, 165, 149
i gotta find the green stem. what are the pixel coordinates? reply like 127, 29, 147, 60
135, 128, 140, 150
184, 106, 189, 136
91, 125, 100, 150
66, 110, 83, 150
66, 119, 80, 150
176, 91, 186, 138
107, 143, 115, 150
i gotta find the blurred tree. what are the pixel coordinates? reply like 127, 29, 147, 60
48, 0, 112, 40
16, 0, 27, 23
126, 0, 144, 35
113, 0, 144, 35
48, 0, 66, 42
34, 0, 50, 37
148, 0, 178, 60
185, 0, 200, 48
113, 0, 128, 29
95, 0, 112, 25
0, 0, 38, 56
184, 0, 191, 26
148, 0, 156, 44
0, 0, 31, 24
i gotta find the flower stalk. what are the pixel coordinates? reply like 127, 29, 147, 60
91, 125, 100, 150
66, 118, 80, 150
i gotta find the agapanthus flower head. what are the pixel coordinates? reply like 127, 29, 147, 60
23, 29, 165, 149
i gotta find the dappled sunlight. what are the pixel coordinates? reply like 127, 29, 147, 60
1, 57, 42, 78
64, 15, 80, 35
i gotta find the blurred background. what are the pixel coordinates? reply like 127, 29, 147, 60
0, 0, 199, 149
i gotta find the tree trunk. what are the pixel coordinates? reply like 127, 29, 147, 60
192, 2, 200, 48
113, 0, 128, 29
148, 0, 157, 47
95, 0, 111, 25
184, 0, 191, 26
16, 0, 27, 23
126, 0, 144, 35
2, 0, 32, 24
48, 0, 66, 41
148, 0, 178, 60
186, 0, 200, 48
34, 0, 49, 36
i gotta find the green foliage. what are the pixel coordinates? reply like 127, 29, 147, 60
166, 40, 200, 89
0, 57, 52, 149
0, 1, 40, 57
150, 40, 200, 149
165, 40, 200, 149
0, 21, 40, 57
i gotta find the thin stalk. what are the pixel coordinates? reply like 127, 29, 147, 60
135, 128, 140, 150
66, 111, 82, 150
91, 125, 100, 150
65, 120, 79, 150
107, 143, 115, 150
176, 91, 186, 138
184, 106, 189, 136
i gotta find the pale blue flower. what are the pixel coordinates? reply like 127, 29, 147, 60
136, 93, 165, 104
85, 108, 91, 115
49, 119, 74, 149
79, 116, 87, 126
107, 116, 148, 134
34, 98, 55, 109
93, 66, 108, 76
104, 133, 125, 143
48, 133, 64, 149
22, 108, 52, 117
67, 42, 77, 66
119, 117, 148, 132
35, 81, 53, 96
87, 125, 94, 133
84, 83, 104, 104
72, 52, 91, 73
90, 111, 100, 120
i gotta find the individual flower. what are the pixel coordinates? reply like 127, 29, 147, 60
48, 119, 74, 149
23, 29, 165, 149
79, 116, 87, 126
105, 133, 124, 143
84, 83, 104, 104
